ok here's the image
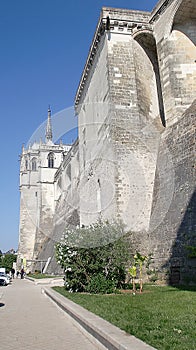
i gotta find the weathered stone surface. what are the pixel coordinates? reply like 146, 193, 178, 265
18, 0, 196, 283
149, 100, 196, 284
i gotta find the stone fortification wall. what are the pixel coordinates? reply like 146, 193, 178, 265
149, 101, 196, 284
77, 31, 117, 227
53, 139, 80, 236
146, 0, 196, 282
74, 0, 196, 281
76, 8, 163, 235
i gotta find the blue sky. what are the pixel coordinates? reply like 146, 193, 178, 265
0, 0, 157, 252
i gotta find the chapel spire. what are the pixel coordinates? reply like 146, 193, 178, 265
45, 105, 53, 143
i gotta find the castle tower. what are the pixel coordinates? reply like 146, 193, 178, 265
17, 108, 71, 272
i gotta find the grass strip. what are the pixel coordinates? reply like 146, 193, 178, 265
27, 273, 60, 279
53, 285, 196, 350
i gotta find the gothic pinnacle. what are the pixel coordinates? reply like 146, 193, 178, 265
45, 105, 53, 143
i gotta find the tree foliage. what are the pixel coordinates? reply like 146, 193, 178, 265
0, 254, 17, 272
56, 221, 132, 293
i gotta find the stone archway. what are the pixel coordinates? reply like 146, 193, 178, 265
133, 30, 166, 128
169, 0, 196, 108
172, 0, 196, 45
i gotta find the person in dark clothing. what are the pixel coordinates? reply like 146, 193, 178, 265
20, 268, 24, 279
11, 268, 15, 279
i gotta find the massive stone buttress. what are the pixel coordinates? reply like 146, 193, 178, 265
75, 7, 164, 250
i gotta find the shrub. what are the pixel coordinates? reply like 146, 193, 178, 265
86, 273, 116, 294
56, 221, 132, 293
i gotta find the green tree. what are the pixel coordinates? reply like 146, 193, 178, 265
1, 254, 17, 272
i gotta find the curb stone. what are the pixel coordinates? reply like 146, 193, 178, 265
25, 276, 64, 286
43, 287, 157, 350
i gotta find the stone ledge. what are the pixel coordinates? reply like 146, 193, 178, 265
43, 286, 157, 350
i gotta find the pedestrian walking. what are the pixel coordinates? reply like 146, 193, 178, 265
11, 268, 15, 279
21, 268, 24, 279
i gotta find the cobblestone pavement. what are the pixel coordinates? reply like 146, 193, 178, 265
0, 279, 100, 350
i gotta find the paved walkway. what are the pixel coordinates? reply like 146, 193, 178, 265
0, 279, 101, 350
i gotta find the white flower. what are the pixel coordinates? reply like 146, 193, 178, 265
65, 267, 72, 272
173, 328, 182, 334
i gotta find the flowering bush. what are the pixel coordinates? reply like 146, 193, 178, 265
55, 221, 131, 293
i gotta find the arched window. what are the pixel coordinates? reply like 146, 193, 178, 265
32, 158, 37, 171
48, 152, 54, 168
25, 159, 28, 170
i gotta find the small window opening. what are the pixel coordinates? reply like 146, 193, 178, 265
48, 152, 54, 168
25, 159, 28, 170
32, 158, 37, 171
